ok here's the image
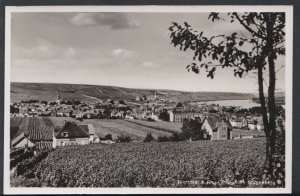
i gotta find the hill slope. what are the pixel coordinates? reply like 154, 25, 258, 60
10, 82, 254, 103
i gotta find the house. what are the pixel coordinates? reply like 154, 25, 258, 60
11, 132, 35, 149
93, 137, 100, 143
168, 109, 202, 122
248, 120, 257, 130
111, 110, 124, 118
53, 121, 94, 147
136, 96, 143, 101
229, 116, 248, 128
257, 122, 264, 131
125, 114, 135, 120
78, 124, 95, 143
150, 112, 159, 121
201, 115, 233, 140
72, 110, 84, 119
11, 125, 53, 150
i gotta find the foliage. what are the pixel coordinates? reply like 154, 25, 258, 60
181, 118, 209, 141
169, 13, 284, 79
10, 151, 34, 169
144, 133, 155, 142
176, 102, 184, 108
102, 134, 113, 141
116, 135, 132, 143
15, 148, 53, 177
169, 12, 286, 175
10, 148, 25, 159
118, 100, 126, 105
159, 110, 170, 121
157, 136, 171, 142
10, 105, 19, 114
22, 139, 272, 187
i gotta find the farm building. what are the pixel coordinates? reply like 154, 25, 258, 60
11, 125, 54, 150
201, 115, 233, 140
11, 118, 95, 150
53, 121, 95, 147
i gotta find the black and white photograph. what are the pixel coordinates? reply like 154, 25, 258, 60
4, 5, 292, 194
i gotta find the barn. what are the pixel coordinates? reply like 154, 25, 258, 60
11, 124, 53, 150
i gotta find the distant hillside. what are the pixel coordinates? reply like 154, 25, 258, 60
253, 91, 285, 99
10, 82, 254, 103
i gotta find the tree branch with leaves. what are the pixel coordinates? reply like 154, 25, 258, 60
169, 12, 285, 179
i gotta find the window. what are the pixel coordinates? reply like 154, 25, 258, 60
62, 132, 68, 137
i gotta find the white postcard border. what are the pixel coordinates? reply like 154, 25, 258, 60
4, 5, 293, 194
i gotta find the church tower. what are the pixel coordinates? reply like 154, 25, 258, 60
56, 92, 61, 105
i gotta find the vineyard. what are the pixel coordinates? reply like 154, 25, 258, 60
21, 139, 270, 187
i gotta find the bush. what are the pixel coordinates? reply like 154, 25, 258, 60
102, 134, 113, 141
10, 151, 34, 169
170, 132, 186, 142
116, 135, 132, 143
157, 136, 170, 142
144, 133, 155, 142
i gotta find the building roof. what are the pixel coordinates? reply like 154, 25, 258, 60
11, 118, 54, 143
205, 115, 232, 130
55, 121, 89, 139
79, 124, 95, 135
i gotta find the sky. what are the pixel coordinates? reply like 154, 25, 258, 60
11, 12, 285, 93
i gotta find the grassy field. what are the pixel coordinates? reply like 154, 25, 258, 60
124, 119, 182, 133
18, 139, 266, 187
83, 119, 173, 140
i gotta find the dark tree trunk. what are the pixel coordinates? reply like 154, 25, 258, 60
265, 13, 277, 174
257, 58, 270, 168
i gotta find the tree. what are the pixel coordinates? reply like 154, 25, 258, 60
118, 100, 126, 105
169, 12, 285, 175
176, 102, 184, 108
181, 118, 209, 141
116, 135, 132, 143
157, 135, 170, 142
103, 134, 113, 141
159, 110, 170, 121
143, 133, 155, 142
